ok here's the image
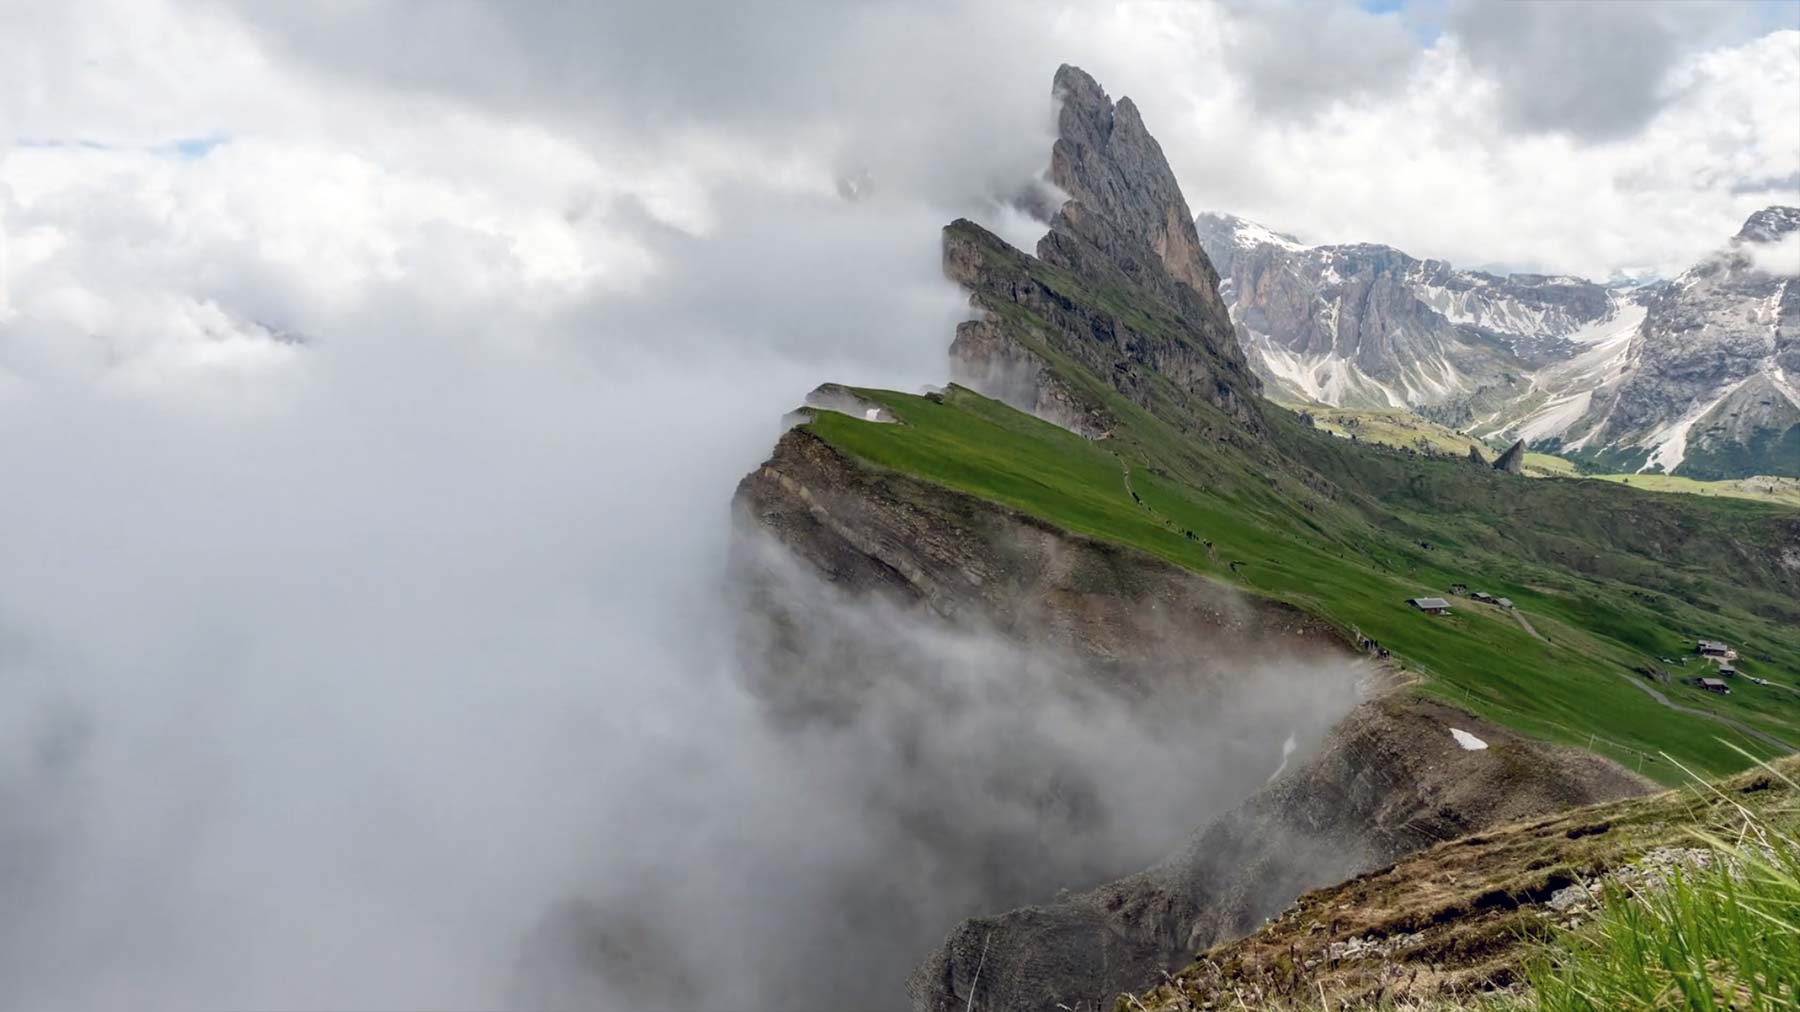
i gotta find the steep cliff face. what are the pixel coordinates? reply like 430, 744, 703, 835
1559, 206, 1800, 477
948, 66, 1263, 438
1048, 65, 1234, 331
945, 219, 1262, 439
735, 424, 1345, 685
908, 695, 1651, 1012
1198, 206, 1800, 479
1193, 212, 1617, 411
735, 415, 1651, 1012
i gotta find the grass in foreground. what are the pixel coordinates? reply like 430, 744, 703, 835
1522, 762, 1800, 1012
1126, 756, 1800, 1012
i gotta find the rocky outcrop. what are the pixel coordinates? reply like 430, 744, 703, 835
1492, 439, 1526, 474
945, 219, 1263, 438
947, 66, 1263, 438
1050, 65, 1234, 330
909, 695, 1652, 1012
1557, 206, 1800, 477
947, 316, 1115, 439
735, 424, 1345, 685
1194, 212, 1616, 410
1133, 758, 1795, 1011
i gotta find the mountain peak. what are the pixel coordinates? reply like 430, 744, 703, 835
1735, 205, 1800, 244
1047, 65, 1224, 309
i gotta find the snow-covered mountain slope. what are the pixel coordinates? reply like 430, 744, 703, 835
1466, 293, 1647, 444
1196, 212, 1616, 411
1200, 207, 1800, 479
1551, 207, 1800, 478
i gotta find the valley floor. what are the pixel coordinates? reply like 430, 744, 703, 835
1297, 403, 1800, 507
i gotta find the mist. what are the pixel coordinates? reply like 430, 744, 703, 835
0, 243, 1365, 1010
0, 101, 1370, 1004
0, 122, 1374, 1011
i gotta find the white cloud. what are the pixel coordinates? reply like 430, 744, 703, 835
1063, 10, 1799, 278
1749, 232, 1800, 277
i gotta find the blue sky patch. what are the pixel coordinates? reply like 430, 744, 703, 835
168, 135, 227, 159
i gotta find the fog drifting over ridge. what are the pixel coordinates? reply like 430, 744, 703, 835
2, 0, 1798, 1008
0, 312, 1366, 1009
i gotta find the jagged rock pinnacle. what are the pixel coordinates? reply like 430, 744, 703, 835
1048, 64, 1229, 321
1492, 439, 1526, 474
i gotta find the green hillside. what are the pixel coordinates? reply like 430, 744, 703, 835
803, 385, 1800, 785
1304, 404, 1800, 505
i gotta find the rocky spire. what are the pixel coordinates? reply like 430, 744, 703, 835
1492, 439, 1526, 474
1047, 64, 1232, 323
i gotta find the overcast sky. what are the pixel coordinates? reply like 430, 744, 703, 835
0, 2, 1797, 1009
5, 1, 1797, 391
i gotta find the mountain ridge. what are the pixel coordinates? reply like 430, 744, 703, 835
1199, 207, 1800, 479
729, 65, 1800, 1012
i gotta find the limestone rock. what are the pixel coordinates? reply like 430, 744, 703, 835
1560, 206, 1800, 477
1050, 65, 1232, 325
1194, 211, 1614, 410
945, 67, 1264, 438
1493, 439, 1526, 474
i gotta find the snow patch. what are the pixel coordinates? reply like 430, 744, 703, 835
1412, 281, 1570, 336
1449, 728, 1488, 751
1767, 363, 1800, 408
1234, 219, 1307, 252
1640, 377, 1749, 473
1267, 731, 1299, 783
1513, 390, 1593, 443
1247, 336, 1405, 408
1491, 294, 1645, 443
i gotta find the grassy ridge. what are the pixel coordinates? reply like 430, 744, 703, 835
806, 386, 1800, 783
1129, 755, 1800, 1011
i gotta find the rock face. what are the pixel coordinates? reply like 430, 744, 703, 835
1492, 439, 1526, 474
1050, 66, 1233, 329
1130, 758, 1796, 1011
735, 418, 1653, 1012
948, 66, 1263, 438
908, 695, 1651, 1012
1195, 212, 1617, 410
1199, 206, 1800, 479
1554, 207, 1800, 478
735, 425, 1345, 684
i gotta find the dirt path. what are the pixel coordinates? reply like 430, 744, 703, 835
1510, 608, 1545, 641
1611, 671, 1797, 754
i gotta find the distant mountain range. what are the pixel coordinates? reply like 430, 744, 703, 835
1197, 207, 1800, 478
